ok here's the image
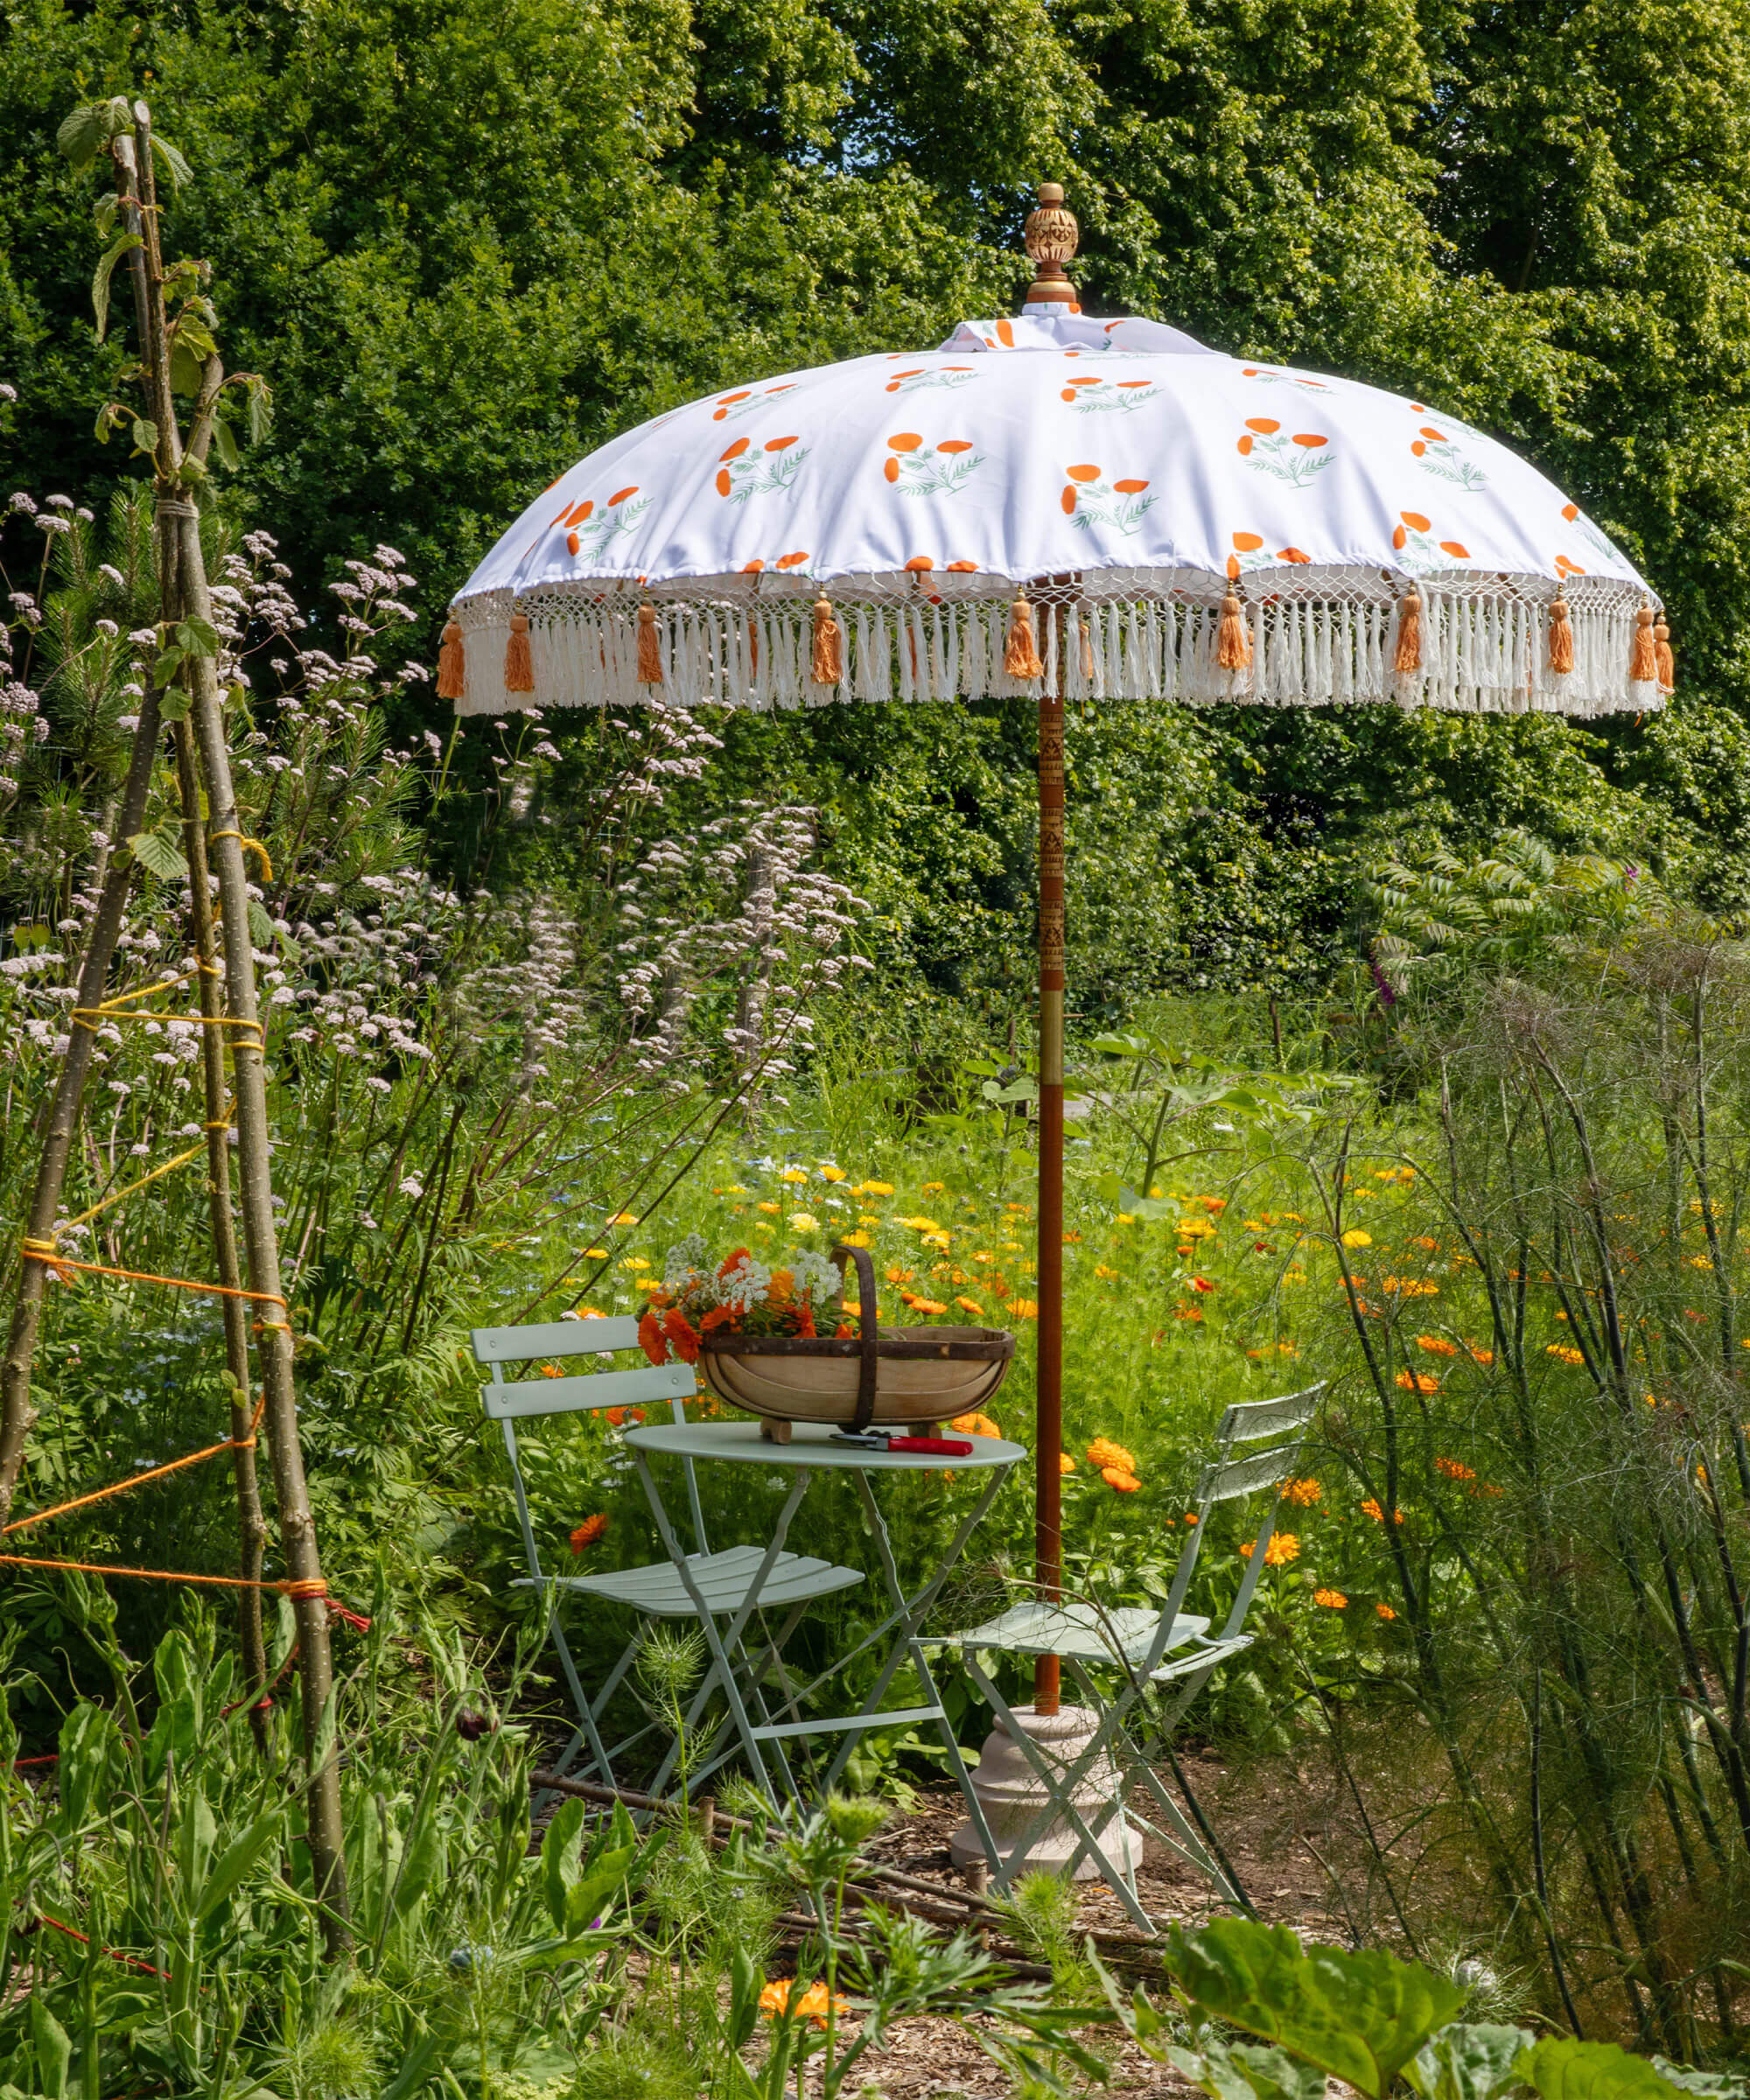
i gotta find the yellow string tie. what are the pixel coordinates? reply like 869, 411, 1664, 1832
207, 831, 273, 881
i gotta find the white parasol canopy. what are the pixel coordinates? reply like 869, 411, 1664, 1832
444, 185, 1671, 1736
449, 309, 1664, 721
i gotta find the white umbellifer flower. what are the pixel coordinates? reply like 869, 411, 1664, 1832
788, 1249, 843, 1307
662, 1233, 710, 1294
720, 1256, 772, 1312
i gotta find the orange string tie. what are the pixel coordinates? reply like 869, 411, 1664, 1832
19, 1243, 288, 1323
2, 1399, 265, 1537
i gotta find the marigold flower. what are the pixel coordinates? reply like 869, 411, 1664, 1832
1283, 1477, 1322, 1506
1238, 1531, 1299, 1565
620, 1256, 650, 1270
780, 1167, 808, 1184
1174, 1306, 1203, 1322
1183, 1512, 1199, 1525
1395, 1371, 1439, 1394
1376, 1601, 1397, 1620
539, 1362, 564, 1379
637, 1311, 666, 1367
1466, 1342, 1494, 1366
1087, 1437, 1137, 1474
1102, 1466, 1142, 1493
607, 1211, 639, 1225
1415, 1334, 1457, 1357
570, 1514, 608, 1551
1361, 1497, 1403, 1523
864, 1180, 895, 1196
950, 1412, 1001, 1439
1434, 1456, 1476, 1481
1313, 1588, 1348, 1608
759, 1979, 849, 2027
584, 1246, 610, 1258
605, 1405, 646, 1428
1059, 1452, 1076, 1474
1189, 1276, 1214, 1294
842, 1230, 872, 1248
1341, 1228, 1372, 1248
1546, 1343, 1586, 1365
819, 1165, 846, 1182
908, 1297, 948, 1316
1010, 1298, 1039, 1319
758, 1200, 780, 1214
718, 1249, 752, 1278
954, 1295, 984, 1316
1094, 1264, 1118, 1280
789, 1211, 821, 1232
921, 1180, 945, 1194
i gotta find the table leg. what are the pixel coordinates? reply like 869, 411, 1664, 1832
821, 1470, 1007, 1872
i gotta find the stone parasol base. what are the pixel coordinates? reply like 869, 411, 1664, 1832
948, 1703, 1139, 1882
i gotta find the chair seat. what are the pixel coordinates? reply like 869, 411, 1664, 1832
515, 1544, 864, 1618
953, 1600, 1211, 1666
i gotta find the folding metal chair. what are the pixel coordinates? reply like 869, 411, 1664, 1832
475, 1315, 865, 1796
950, 1382, 1323, 1928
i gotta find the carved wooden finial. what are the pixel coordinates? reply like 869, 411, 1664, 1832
1023, 182, 1079, 310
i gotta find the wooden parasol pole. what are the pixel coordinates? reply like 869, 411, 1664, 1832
1022, 185, 1079, 1716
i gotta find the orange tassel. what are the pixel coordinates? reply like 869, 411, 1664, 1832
1080, 615, 1095, 681
812, 597, 843, 684
747, 618, 760, 677
1629, 604, 1657, 683
1216, 592, 1251, 672
1005, 592, 1044, 680
436, 621, 466, 702
1393, 589, 1422, 675
505, 612, 534, 695
1548, 594, 1574, 676
637, 603, 663, 684
1655, 620, 1675, 693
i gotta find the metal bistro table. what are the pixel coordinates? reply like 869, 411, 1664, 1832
624, 1418, 1022, 1853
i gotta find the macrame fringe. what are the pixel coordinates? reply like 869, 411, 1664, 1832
451, 588, 1664, 720
436, 621, 466, 702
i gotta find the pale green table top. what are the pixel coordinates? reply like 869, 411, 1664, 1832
626, 1419, 1026, 1472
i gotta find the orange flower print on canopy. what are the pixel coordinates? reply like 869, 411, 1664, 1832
564, 487, 650, 563
713, 381, 798, 424
1063, 374, 1160, 414
1392, 510, 1471, 568
885, 433, 986, 496
946, 559, 979, 572
1412, 420, 1488, 491
775, 551, 811, 570
886, 363, 976, 395
1239, 419, 1333, 486
1555, 554, 1586, 576
717, 434, 811, 504
1061, 464, 1155, 536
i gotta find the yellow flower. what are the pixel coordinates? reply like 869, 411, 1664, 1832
898, 1216, 941, 1232
1087, 1437, 1136, 1474
1313, 1588, 1347, 1608
1010, 1299, 1039, 1319
1180, 1217, 1216, 1240
584, 1246, 610, 1259
858, 1214, 884, 1227
759, 1979, 849, 2027
1545, 1343, 1586, 1365
721, 1183, 748, 1195
1341, 1229, 1372, 1249
950, 1412, 1001, 1438
1059, 1452, 1076, 1474
1094, 1264, 1118, 1280
819, 1165, 847, 1182
907, 1296, 948, 1316
1116, 1212, 1137, 1225
922, 1180, 945, 1194
842, 1230, 872, 1248
788, 1212, 821, 1232
780, 1167, 809, 1183
1000, 1240, 1026, 1252
920, 1232, 950, 1250
607, 1211, 639, 1225
758, 1200, 780, 1214
620, 1256, 650, 1271
864, 1180, 895, 1196
1283, 1477, 1322, 1506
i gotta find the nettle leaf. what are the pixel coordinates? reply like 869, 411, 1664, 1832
176, 615, 220, 658
153, 646, 186, 689
248, 900, 279, 948
245, 375, 274, 444
150, 132, 193, 190
56, 97, 131, 171
129, 823, 190, 880
211, 416, 241, 472
1166, 1920, 1468, 2100
92, 233, 142, 341
1409, 2023, 1536, 2100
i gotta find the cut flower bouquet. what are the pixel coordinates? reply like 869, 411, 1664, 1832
638, 1235, 853, 1367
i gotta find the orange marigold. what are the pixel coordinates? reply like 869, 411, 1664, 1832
1466, 1343, 1494, 1366
1239, 1532, 1299, 1565
1546, 1343, 1586, 1365
637, 1310, 667, 1367
1361, 1497, 1404, 1524
1087, 1438, 1137, 1474
1059, 1452, 1076, 1474
908, 1297, 948, 1316
1376, 1601, 1397, 1620
1434, 1456, 1476, 1481
1101, 1466, 1142, 1493
1313, 1588, 1348, 1608
950, 1412, 1001, 1439
1395, 1370, 1439, 1394
1283, 1477, 1323, 1507
570, 1514, 609, 1552
1415, 1334, 1457, 1357
954, 1295, 984, 1316
1010, 1298, 1039, 1319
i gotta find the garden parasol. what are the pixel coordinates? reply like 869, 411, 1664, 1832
443, 187, 1669, 1721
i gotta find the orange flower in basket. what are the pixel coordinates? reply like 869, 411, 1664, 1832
661, 1308, 701, 1364
570, 1513, 608, 1552
637, 1311, 666, 1366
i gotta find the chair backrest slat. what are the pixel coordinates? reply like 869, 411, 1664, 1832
484, 1362, 696, 1421
472, 1316, 640, 1361
1220, 1384, 1322, 1441
1198, 1443, 1297, 1505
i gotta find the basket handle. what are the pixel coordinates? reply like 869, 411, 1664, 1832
830, 1242, 879, 1432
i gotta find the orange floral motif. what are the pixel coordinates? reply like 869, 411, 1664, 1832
712, 382, 798, 423
716, 435, 809, 503
1061, 374, 1160, 414
885, 364, 976, 395
1061, 464, 1154, 536
1238, 420, 1333, 486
